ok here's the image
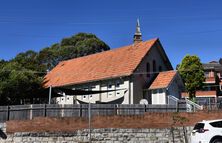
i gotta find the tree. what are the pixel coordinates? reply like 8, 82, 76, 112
0, 59, 6, 64
13, 50, 46, 72
219, 58, 222, 65
38, 33, 110, 70
0, 61, 43, 105
0, 32, 110, 105
178, 55, 205, 100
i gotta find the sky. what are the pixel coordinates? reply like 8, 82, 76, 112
0, 0, 222, 68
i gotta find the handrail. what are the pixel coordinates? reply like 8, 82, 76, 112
168, 95, 179, 102
185, 98, 203, 110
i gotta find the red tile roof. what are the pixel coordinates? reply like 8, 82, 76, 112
149, 70, 177, 89
182, 91, 217, 97
44, 38, 158, 87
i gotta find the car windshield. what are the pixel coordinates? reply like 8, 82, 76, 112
210, 121, 222, 128
193, 123, 205, 130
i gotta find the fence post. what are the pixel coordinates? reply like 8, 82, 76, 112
44, 104, 47, 117
30, 104, 33, 120
115, 104, 120, 115
61, 104, 64, 117
114, 104, 117, 115
79, 104, 82, 117
6, 106, 10, 121
176, 101, 179, 112
144, 105, 146, 113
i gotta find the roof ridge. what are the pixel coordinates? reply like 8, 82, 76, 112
59, 38, 158, 64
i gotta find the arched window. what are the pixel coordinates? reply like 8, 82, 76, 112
146, 62, 150, 77
153, 60, 156, 72
159, 66, 162, 72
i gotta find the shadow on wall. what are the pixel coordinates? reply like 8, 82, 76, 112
0, 129, 7, 140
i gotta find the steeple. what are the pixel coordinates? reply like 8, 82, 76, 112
133, 19, 142, 44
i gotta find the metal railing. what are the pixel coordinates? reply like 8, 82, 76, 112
185, 99, 203, 112
168, 95, 179, 105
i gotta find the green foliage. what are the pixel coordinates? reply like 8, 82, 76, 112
13, 50, 46, 72
178, 55, 205, 100
0, 61, 43, 105
39, 33, 110, 70
0, 32, 110, 105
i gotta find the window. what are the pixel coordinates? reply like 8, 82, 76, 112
75, 88, 81, 91
153, 60, 156, 72
108, 83, 112, 89
108, 92, 113, 97
146, 63, 150, 77
91, 86, 96, 89
158, 89, 163, 93
152, 89, 157, 94
116, 81, 120, 88
210, 121, 222, 128
193, 123, 205, 130
204, 72, 209, 78
159, 66, 162, 72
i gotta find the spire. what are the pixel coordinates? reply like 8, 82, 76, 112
136, 19, 141, 34
133, 18, 142, 44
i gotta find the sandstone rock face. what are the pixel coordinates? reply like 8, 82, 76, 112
0, 127, 193, 143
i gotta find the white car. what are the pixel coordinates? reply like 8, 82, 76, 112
191, 119, 222, 143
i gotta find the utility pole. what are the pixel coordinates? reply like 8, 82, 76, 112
48, 86, 52, 104
88, 97, 91, 143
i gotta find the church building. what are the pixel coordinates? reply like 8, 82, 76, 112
44, 20, 184, 104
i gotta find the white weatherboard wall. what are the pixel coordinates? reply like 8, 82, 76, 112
56, 77, 131, 104
152, 89, 167, 104
56, 96, 74, 104
97, 79, 130, 104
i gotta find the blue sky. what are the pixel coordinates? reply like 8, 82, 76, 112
0, 0, 222, 68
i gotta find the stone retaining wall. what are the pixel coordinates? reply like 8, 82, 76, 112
0, 127, 193, 143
